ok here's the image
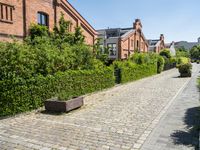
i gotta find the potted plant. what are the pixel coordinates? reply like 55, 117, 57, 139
177, 63, 192, 77
44, 93, 84, 113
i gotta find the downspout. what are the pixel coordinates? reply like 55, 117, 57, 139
23, 0, 27, 38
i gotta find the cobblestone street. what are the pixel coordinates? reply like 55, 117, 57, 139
0, 65, 199, 150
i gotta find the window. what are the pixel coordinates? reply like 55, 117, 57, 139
107, 43, 117, 56
37, 12, 49, 26
131, 40, 134, 47
0, 3, 14, 23
137, 40, 139, 48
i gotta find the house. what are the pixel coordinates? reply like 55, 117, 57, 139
148, 34, 165, 53
165, 42, 176, 56
0, 0, 97, 45
174, 37, 200, 50
97, 19, 149, 60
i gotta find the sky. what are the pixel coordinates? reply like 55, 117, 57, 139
68, 0, 200, 43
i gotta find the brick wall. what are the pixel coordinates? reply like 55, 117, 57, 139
0, 0, 97, 45
0, 0, 24, 41
119, 31, 148, 59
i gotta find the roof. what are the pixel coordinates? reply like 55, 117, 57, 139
97, 27, 149, 46
96, 27, 133, 38
148, 39, 160, 46
63, 0, 97, 35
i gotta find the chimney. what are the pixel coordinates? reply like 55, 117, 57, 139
133, 19, 142, 30
160, 34, 164, 41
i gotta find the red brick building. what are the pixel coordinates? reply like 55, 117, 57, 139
97, 19, 149, 60
0, 0, 97, 45
148, 34, 166, 53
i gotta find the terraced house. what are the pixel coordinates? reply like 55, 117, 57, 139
148, 34, 165, 53
0, 0, 97, 45
97, 19, 149, 60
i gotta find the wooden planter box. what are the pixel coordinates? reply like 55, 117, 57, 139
45, 97, 84, 112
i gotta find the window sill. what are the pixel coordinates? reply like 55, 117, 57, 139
0, 19, 13, 24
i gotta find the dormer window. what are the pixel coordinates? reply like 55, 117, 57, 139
37, 12, 49, 27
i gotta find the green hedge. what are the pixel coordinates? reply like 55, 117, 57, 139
0, 67, 115, 117
114, 61, 157, 84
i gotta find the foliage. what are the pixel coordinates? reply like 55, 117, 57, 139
129, 53, 158, 65
0, 68, 115, 117
29, 24, 49, 40
114, 53, 158, 83
129, 53, 150, 64
176, 47, 190, 58
177, 63, 192, 77
190, 45, 200, 60
159, 49, 171, 59
157, 56, 165, 73
177, 57, 190, 65
93, 38, 110, 65
0, 41, 103, 80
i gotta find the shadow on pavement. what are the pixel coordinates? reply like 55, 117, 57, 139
171, 107, 200, 150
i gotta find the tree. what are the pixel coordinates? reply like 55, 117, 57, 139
93, 38, 110, 65
176, 47, 190, 58
190, 45, 200, 60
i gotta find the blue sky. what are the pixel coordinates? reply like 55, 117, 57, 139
68, 0, 200, 43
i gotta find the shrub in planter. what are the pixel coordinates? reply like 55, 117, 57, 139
157, 56, 165, 73
177, 63, 192, 77
177, 57, 190, 65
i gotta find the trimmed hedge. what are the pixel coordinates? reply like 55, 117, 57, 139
0, 67, 115, 117
157, 56, 165, 73
114, 61, 157, 84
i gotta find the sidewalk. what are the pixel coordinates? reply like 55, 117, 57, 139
141, 63, 200, 150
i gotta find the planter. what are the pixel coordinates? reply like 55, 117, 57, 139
45, 97, 84, 112
180, 73, 191, 77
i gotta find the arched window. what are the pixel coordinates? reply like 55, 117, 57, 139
37, 12, 49, 27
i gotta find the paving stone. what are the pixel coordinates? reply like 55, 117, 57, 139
0, 66, 193, 149
141, 63, 200, 150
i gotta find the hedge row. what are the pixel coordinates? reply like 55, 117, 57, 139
0, 67, 115, 117
114, 62, 157, 84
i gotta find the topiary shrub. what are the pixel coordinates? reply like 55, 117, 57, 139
157, 56, 165, 73
177, 63, 192, 77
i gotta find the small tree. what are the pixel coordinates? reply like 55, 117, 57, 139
93, 38, 110, 65
74, 27, 85, 45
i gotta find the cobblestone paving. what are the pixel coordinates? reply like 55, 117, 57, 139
141, 63, 200, 150
0, 68, 190, 150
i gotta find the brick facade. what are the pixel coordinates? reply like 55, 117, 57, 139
148, 34, 165, 53
0, 0, 97, 45
119, 20, 148, 59
97, 19, 149, 60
